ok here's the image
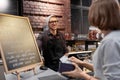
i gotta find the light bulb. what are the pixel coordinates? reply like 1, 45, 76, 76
0, 0, 9, 11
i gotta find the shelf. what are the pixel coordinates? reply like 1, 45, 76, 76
66, 39, 99, 51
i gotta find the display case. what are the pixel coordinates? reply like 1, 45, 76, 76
66, 39, 99, 51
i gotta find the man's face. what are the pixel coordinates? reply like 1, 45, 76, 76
49, 17, 58, 30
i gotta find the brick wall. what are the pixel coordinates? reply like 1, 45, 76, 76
23, 0, 71, 37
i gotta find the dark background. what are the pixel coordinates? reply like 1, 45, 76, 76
0, 0, 23, 16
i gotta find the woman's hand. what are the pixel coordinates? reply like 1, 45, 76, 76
62, 63, 85, 78
62, 63, 96, 80
69, 56, 84, 65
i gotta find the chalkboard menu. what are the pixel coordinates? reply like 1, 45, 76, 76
0, 14, 42, 73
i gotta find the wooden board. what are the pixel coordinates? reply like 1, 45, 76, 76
68, 51, 92, 55
0, 13, 43, 73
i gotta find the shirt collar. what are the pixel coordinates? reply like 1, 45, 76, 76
47, 30, 59, 36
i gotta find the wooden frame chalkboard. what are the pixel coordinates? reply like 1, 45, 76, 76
0, 14, 43, 73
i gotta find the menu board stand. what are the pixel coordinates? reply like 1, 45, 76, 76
15, 68, 36, 80
0, 13, 43, 80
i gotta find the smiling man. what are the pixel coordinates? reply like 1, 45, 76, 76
37, 15, 68, 71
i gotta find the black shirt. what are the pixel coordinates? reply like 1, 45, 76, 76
37, 30, 68, 71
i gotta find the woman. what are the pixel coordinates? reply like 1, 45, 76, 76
62, 0, 120, 80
